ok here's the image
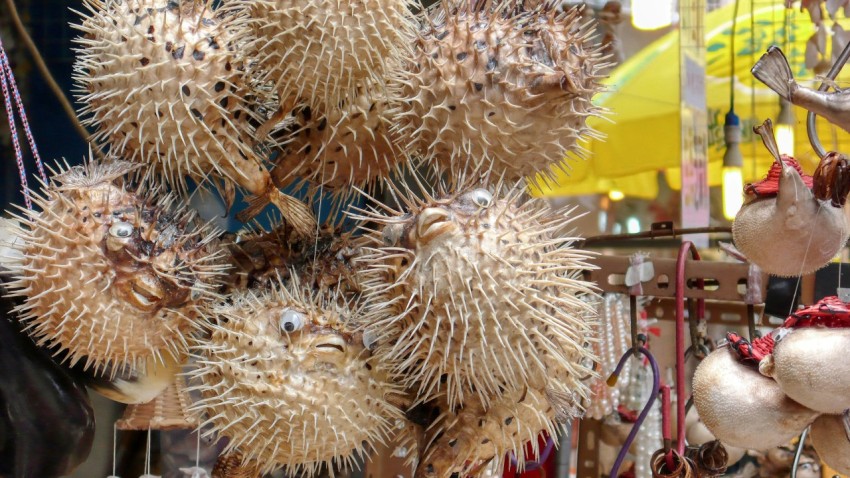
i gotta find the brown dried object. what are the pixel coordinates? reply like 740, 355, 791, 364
211, 453, 260, 478
355, 182, 598, 410
72, 0, 315, 231
5, 159, 225, 377
190, 278, 403, 477
413, 385, 565, 477
394, 0, 607, 184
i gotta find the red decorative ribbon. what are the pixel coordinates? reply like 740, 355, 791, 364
744, 155, 813, 197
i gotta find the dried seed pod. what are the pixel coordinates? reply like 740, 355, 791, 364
4, 160, 225, 377
72, 0, 315, 231
225, 0, 416, 110
355, 182, 598, 410
190, 277, 403, 477
394, 0, 607, 183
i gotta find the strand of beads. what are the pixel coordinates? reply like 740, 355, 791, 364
587, 294, 633, 419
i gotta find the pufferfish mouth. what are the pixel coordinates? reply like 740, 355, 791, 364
416, 208, 451, 241
126, 280, 164, 311
314, 335, 347, 354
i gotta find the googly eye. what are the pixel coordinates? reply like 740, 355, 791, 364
467, 189, 493, 208
279, 309, 306, 333
109, 222, 134, 238
362, 329, 379, 350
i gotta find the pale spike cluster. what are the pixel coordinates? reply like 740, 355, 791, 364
3, 159, 226, 377
0, 0, 613, 474
188, 277, 403, 477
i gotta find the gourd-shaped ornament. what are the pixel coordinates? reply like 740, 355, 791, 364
732, 119, 849, 277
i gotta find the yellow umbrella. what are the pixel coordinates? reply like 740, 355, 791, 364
540, 0, 850, 197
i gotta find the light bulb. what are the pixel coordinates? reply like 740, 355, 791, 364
631, 0, 674, 30
775, 123, 795, 157
626, 216, 641, 234
609, 189, 625, 201
722, 111, 744, 221
722, 166, 743, 220
776, 99, 795, 156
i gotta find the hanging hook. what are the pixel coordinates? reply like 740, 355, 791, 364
675, 241, 701, 456
790, 427, 809, 478
606, 346, 661, 478
808, 41, 850, 159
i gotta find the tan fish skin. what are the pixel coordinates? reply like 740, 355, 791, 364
752, 46, 850, 133
731, 119, 848, 277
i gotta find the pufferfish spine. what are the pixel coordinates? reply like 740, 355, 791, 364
3, 159, 225, 376
393, 0, 607, 184
354, 183, 599, 411
189, 276, 403, 477
223, 0, 416, 111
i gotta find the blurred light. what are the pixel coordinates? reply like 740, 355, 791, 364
598, 210, 607, 232
609, 189, 625, 201
722, 111, 744, 221
632, 0, 674, 30
612, 222, 623, 234
626, 216, 641, 233
776, 99, 795, 156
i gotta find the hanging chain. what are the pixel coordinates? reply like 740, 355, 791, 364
0, 33, 48, 210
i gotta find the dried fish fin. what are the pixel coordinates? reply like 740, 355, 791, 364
752, 46, 795, 102
753, 119, 783, 165
236, 189, 317, 237
211, 453, 259, 478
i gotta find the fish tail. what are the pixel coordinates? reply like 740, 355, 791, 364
235, 193, 271, 224
752, 46, 797, 100
267, 188, 317, 238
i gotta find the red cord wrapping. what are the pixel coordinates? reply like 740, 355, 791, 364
784, 296, 850, 328
744, 155, 813, 197
660, 384, 674, 470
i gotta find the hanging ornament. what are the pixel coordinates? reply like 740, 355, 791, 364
72, 0, 315, 231
4, 159, 224, 393
355, 183, 599, 410
190, 276, 403, 476
393, 0, 607, 184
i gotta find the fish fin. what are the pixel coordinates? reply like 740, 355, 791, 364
752, 46, 796, 101
268, 188, 318, 238
235, 193, 271, 224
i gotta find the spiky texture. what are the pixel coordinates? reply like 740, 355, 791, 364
225, 0, 416, 111
190, 277, 403, 477
394, 0, 607, 184
269, 87, 410, 194
413, 386, 567, 478
4, 160, 225, 375
71, 0, 319, 232
354, 182, 599, 411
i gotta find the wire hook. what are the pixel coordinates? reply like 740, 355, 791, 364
807, 41, 850, 159
790, 427, 809, 478
675, 242, 702, 455
606, 346, 661, 478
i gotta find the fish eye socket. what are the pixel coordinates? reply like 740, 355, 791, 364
279, 309, 306, 333
467, 189, 493, 208
109, 222, 134, 238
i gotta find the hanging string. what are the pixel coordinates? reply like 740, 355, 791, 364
145, 427, 152, 476
195, 428, 201, 468
0, 39, 44, 182
110, 423, 118, 478
0, 34, 47, 211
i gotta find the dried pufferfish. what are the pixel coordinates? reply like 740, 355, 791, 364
355, 183, 599, 411
412, 385, 571, 477
190, 277, 403, 477
394, 0, 607, 183
224, 220, 364, 297
72, 0, 315, 232
224, 0, 416, 111
3, 160, 224, 378
268, 86, 410, 196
